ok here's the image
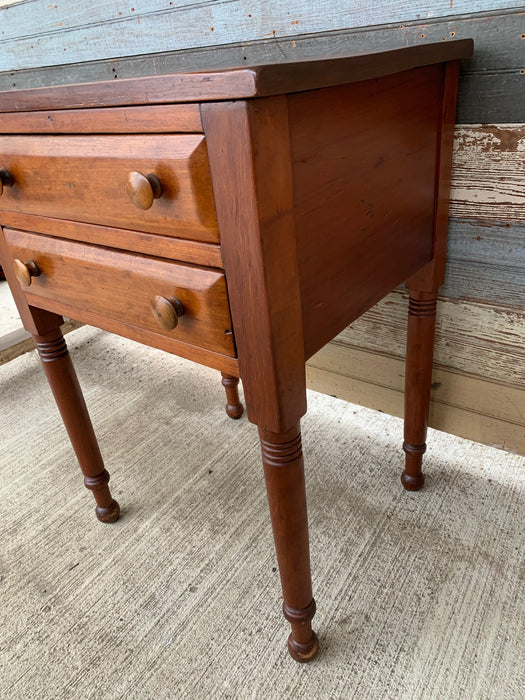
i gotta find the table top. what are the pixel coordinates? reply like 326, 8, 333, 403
0, 40, 473, 112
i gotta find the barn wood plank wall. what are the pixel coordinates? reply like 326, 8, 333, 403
0, 2, 523, 454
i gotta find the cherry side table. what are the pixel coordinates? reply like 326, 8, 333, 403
0, 40, 473, 662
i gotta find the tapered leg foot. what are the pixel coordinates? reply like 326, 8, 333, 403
401, 441, 426, 490
403, 291, 438, 491
284, 600, 319, 662
35, 328, 120, 522
259, 423, 318, 662
221, 372, 244, 419
84, 470, 121, 522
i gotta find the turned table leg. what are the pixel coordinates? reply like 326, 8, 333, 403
402, 290, 438, 491
259, 423, 318, 662
221, 372, 244, 419
34, 326, 120, 523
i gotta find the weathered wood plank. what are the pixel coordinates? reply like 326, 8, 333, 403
443, 218, 524, 308
335, 290, 525, 386
306, 363, 525, 454
0, 11, 523, 123
308, 342, 525, 427
450, 125, 525, 222
457, 71, 525, 123
0, 2, 520, 72
443, 259, 524, 308
447, 219, 525, 269
0, 318, 82, 366
0, 11, 521, 90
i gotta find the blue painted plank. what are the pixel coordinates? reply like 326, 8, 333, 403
447, 220, 525, 269
0, 0, 522, 71
443, 260, 524, 307
442, 219, 525, 308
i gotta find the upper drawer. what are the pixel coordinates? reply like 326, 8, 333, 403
0, 135, 219, 243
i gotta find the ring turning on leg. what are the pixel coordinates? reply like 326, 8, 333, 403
35, 327, 120, 523
221, 372, 244, 419
402, 291, 438, 491
259, 423, 318, 662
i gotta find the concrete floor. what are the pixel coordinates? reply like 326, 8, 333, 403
1, 280, 524, 699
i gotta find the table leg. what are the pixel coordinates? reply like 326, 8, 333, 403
259, 422, 319, 662
220, 372, 244, 419
34, 325, 120, 523
402, 290, 438, 491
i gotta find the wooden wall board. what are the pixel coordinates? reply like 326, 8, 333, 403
1, 10, 522, 81
458, 71, 525, 123
0, 319, 81, 366
307, 342, 525, 428
0, 2, 521, 72
450, 125, 525, 223
443, 218, 524, 309
334, 290, 525, 387
0, 10, 523, 123
443, 259, 524, 308
306, 363, 524, 454
442, 124, 525, 308
447, 219, 525, 269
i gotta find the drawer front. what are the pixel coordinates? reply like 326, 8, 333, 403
0, 135, 219, 243
4, 228, 235, 357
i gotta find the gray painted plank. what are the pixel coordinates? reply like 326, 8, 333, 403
458, 71, 525, 123
0, 1, 522, 71
2, 10, 524, 82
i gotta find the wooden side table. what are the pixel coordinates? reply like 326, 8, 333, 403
0, 40, 473, 661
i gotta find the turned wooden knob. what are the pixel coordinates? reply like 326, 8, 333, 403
13, 258, 40, 287
0, 167, 13, 196
151, 295, 184, 330
126, 171, 162, 210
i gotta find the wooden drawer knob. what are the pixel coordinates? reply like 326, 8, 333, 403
151, 295, 184, 330
126, 171, 162, 210
13, 258, 40, 287
0, 167, 13, 196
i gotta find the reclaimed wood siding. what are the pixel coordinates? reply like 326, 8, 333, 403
0, 2, 523, 453
0, 1, 522, 72
1, 8, 524, 122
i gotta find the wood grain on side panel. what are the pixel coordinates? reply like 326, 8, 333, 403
307, 118, 525, 454
288, 66, 443, 358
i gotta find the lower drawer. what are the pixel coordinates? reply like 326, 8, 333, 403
3, 228, 236, 358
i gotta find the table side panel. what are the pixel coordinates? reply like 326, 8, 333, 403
288, 65, 444, 359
